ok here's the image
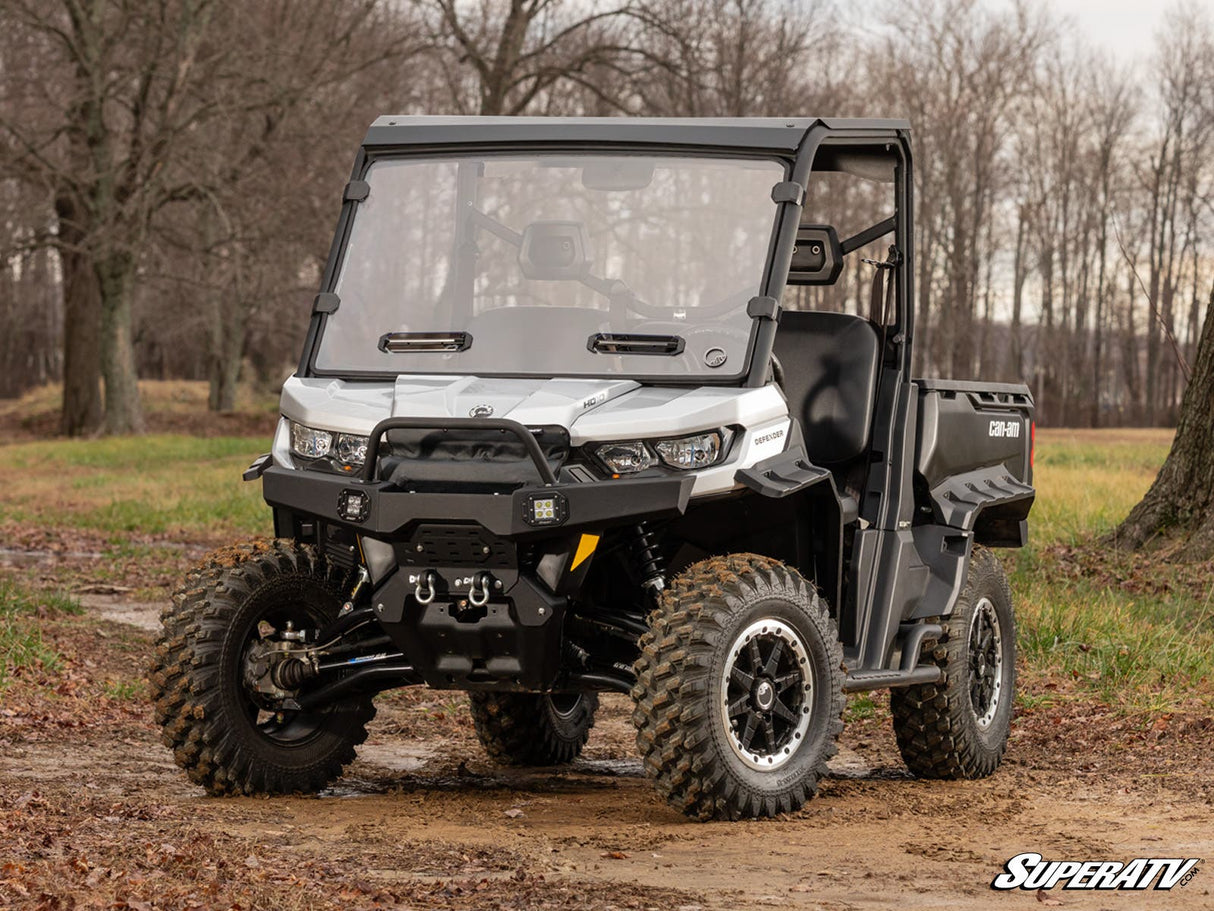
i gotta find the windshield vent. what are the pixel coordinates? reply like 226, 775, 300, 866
588, 333, 685, 356
378, 331, 472, 353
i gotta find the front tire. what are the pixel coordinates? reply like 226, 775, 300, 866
891, 547, 1016, 779
469, 691, 599, 765
149, 540, 375, 795
632, 554, 845, 820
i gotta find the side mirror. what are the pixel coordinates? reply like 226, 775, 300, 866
787, 225, 843, 285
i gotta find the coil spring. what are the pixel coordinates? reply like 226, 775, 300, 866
630, 522, 666, 593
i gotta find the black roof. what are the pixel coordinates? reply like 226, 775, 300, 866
362, 115, 910, 153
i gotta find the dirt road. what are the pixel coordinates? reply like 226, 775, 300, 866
2, 598, 1212, 910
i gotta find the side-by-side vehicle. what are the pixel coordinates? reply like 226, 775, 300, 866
152, 116, 1034, 819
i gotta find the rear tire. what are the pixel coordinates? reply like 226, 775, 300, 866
891, 547, 1016, 779
469, 691, 599, 765
632, 553, 845, 820
149, 540, 375, 795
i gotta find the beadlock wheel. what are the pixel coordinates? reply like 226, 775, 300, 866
720, 618, 814, 771
890, 547, 1016, 780
632, 553, 845, 820
968, 596, 1003, 730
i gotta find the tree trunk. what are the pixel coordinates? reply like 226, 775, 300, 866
96, 253, 145, 435
56, 196, 103, 437
1010, 206, 1026, 379
208, 298, 246, 413
1112, 279, 1214, 558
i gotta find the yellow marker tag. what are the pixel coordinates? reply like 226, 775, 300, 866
571, 533, 600, 570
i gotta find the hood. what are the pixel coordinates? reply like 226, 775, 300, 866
279, 374, 788, 448
279, 375, 638, 436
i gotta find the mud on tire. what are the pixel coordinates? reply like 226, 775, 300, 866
469, 691, 599, 765
890, 546, 1016, 779
632, 553, 845, 820
149, 540, 375, 795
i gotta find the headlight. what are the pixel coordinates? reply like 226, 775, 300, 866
654, 431, 726, 470
593, 440, 654, 474
290, 421, 333, 459
289, 421, 368, 471
335, 433, 368, 467
590, 430, 729, 475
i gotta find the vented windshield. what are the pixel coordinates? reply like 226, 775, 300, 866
314, 154, 785, 378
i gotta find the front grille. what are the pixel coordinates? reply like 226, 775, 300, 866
400, 524, 514, 568
376, 425, 570, 487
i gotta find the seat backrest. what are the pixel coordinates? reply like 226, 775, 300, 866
772, 311, 880, 465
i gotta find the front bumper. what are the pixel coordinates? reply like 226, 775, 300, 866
260, 465, 694, 539
260, 414, 695, 692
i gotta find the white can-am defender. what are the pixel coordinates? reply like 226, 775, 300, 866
152, 117, 1036, 820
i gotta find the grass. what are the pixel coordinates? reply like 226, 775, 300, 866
101, 678, 144, 701
0, 434, 271, 540
1012, 428, 1214, 713
0, 386, 1209, 716
0, 577, 81, 690
1020, 428, 1173, 546
0, 378, 279, 424
845, 693, 878, 722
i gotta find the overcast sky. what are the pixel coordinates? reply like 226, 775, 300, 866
1017, 0, 1166, 63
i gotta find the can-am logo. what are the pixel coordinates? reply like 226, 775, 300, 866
988, 419, 1020, 438
991, 853, 1200, 891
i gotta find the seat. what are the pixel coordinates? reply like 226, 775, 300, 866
772, 311, 880, 465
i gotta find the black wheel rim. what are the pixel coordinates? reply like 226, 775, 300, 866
720, 618, 813, 770
968, 597, 1003, 729
238, 594, 331, 747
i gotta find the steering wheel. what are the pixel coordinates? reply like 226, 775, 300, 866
618, 281, 757, 320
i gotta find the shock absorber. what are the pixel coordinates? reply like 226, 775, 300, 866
630, 522, 667, 599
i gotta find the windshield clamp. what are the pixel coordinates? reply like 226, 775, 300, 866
747, 296, 781, 322
313, 293, 340, 315
344, 180, 370, 202
770, 181, 805, 206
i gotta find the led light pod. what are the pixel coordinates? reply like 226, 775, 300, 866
337, 488, 370, 523
524, 491, 568, 526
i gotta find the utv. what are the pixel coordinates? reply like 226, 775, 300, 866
151, 116, 1035, 820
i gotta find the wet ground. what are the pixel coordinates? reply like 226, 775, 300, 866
3, 591, 1213, 910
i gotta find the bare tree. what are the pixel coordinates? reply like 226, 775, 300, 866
1139, 3, 1214, 424
178, 0, 418, 411
1, 0, 245, 433
415, 0, 635, 116
872, 0, 1047, 382
0, 0, 1210, 435
625, 0, 833, 117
